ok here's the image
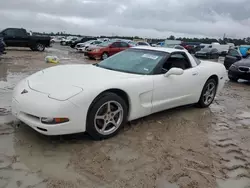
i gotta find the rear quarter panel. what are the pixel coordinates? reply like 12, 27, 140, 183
30, 36, 51, 47
196, 60, 227, 94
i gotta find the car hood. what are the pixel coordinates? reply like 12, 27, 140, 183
27, 64, 142, 100
234, 58, 250, 67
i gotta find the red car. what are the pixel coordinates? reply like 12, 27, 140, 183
84, 41, 131, 60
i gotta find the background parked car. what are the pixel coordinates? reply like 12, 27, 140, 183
136, 41, 151, 46
84, 40, 131, 60
76, 40, 103, 52
0, 28, 51, 52
195, 48, 219, 59
60, 36, 78, 46
228, 56, 250, 82
70, 37, 97, 48
224, 48, 243, 69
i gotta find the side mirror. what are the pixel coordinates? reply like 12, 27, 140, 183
164, 68, 184, 77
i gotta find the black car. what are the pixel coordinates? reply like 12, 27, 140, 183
70, 37, 97, 48
0, 28, 51, 51
228, 57, 250, 82
195, 48, 219, 59
224, 48, 242, 69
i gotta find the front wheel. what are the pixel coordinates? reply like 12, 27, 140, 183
86, 92, 128, 140
197, 79, 217, 108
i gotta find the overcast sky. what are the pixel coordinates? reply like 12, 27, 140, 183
0, 0, 249, 38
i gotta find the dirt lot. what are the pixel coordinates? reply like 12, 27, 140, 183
0, 44, 250, 188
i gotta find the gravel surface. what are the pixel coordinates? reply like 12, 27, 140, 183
0, 44, 250, 188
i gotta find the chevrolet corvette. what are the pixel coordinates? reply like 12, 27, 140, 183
12, 46, 227, 140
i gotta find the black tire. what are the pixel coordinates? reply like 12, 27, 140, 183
197, 79, 217, 108
101, 52, 109, 60
35, 43, 45, 52
86, 92, 128, 140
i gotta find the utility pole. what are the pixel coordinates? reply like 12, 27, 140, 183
223, 33, 226, 43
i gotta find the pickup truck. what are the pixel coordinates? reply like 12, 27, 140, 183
0, 28, 51, 52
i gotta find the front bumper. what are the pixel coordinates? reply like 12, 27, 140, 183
11, 80, 87, 135
228, 68, 250, 80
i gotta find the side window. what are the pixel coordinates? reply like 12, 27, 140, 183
3, 29, 15, 36
120, 42, 129, 47
228, 49, 240, 57
95, 41, 102, 44
14, 29, 26, 37
111, 42, 120, 48
191, 55, 201, 65
162, 53, 192, 73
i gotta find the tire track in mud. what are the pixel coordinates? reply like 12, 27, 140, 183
210, 86, 250, 187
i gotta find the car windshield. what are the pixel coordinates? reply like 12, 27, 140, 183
95, 48, 168, 75
84, 40, 94, 44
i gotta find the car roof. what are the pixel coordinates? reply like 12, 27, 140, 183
131, 46, 186, 53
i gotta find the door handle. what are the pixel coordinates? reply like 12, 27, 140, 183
192, 72, 198, 76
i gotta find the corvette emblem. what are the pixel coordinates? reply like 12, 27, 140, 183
21, 89, 28, 94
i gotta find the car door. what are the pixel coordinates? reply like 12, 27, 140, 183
152, 52, 200, 113
1, 29, 16, 46
109, 42, 121, 56
224, 49, 241, 69
13, 29, 29, 47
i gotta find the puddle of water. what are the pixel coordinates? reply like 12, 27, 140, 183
238, 111, 250, 119
0, 63, 30, 124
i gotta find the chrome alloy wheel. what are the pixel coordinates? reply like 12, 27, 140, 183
94, 101, 123, 135
203, 82, 216, 105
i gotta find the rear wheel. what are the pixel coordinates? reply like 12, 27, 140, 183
197, 79, 217, 108
101, 52, 109, 60
35, 43, 45, 52
86, 92, 128, 140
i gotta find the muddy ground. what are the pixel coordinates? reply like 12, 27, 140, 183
0, 44, 250, 188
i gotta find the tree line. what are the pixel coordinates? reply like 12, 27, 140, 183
32, 31, 250, 46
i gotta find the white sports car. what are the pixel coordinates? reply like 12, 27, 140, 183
12, 46, 227, 140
